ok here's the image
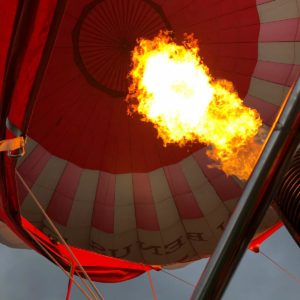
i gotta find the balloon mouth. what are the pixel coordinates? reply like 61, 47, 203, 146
72, 0, 172, 98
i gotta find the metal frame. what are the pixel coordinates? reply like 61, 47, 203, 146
191, 78, 300, 300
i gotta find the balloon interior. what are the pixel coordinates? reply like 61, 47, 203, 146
2, 0, 298, 286
127, 32, 263, 181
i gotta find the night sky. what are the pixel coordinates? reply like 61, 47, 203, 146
0, 227, 299, 299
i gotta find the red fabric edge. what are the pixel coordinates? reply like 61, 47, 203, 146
248, 221, 283, 253
22, 218, 159, 282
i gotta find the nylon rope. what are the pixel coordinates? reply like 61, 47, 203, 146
161, 269, 195, 287
147, 271, 157, 300
260, 250, 300, 286
16, 170, 105, 300
26, 229, 93, 300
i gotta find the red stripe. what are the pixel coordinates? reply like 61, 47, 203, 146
260, 18, 300, 42
244, 94, 278, 126
132, 173, 160, 231
193, 149, 243, 201
253, 61, 294, 86
164, 164, 203, 219
17, 145, 51, 204
46, 163, 82, 226
92, 172, 115, 233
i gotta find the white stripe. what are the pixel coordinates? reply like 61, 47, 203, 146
160, 221, 199, 263
21, 157, 67, 225
181, 219, 216, 256
180, 156, 222, 215
258, 0, 300, 23
248, 77, 290, 106
149, 168, 197, 263
113, 230, 143, 262
258, 42, 300, 64
149, 168, 179, 229
180, 156, 230, 239
114, 173, 136, 233
90, 228, 143, 263
137, 229, 169, 265
66, 169, 99, 247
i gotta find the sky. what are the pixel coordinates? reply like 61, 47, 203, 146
0, 227, 299, 300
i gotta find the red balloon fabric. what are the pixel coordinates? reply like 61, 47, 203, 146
28, 0, 260, 173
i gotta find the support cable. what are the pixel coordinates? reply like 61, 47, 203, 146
161, 269, 195, 287
16, 170, 105, 300
260, 250, 300, 286
147, 271, 157, 300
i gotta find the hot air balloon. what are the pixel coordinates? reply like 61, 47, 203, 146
0, 0, 299, 289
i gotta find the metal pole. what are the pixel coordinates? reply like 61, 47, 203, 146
191, 78, 300, 300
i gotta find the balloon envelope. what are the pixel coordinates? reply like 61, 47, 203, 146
1, 0, 299, 273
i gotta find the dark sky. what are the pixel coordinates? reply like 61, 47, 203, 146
0, 227, 299, 300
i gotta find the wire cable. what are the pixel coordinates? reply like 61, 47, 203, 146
147, 271, 157, 300
260, 250, 300, 286
162, 269, 195, 287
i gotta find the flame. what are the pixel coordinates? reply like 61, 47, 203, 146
127, 32, 263, 181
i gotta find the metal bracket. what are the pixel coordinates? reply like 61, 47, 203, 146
5, 118, 25, 158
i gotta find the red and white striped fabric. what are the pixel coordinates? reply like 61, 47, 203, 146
2, 0, 298, 266
16, 138, 278, 265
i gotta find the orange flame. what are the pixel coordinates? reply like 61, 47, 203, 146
127, 32, 263, 181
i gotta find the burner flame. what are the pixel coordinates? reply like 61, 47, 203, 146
127, 32, 263, 181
